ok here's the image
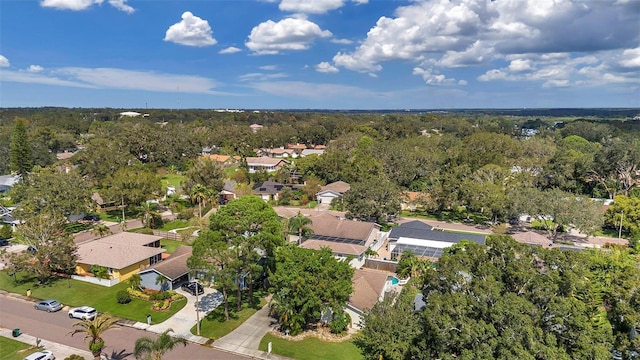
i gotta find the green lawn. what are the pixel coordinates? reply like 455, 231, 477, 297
192, 295, 266, 340
0, 272, 186, 324
161, 239, 190, 254
159, 220, 190, 231
161, 174, 185, 189
0, 336, 41, 360
258, 333, 363, 360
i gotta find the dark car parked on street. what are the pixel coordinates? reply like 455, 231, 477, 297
181, 282, 204, 296
0, 238, 9, 246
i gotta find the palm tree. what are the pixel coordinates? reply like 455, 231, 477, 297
128, 273, 142, 290
134, 329, 188, 360
189, 184, 208, 218
91, 224, 111, 238
155, 274, 169, 291
288, 211, 313, 245
139, 202, 159, 229
68, 313, 120, 360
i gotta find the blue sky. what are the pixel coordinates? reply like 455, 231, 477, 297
1, 0, 639, 110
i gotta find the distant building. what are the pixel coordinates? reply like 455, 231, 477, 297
249, 123, 263, 133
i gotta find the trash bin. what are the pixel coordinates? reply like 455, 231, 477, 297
146, 314, 151, 325
12, 328, 20, 337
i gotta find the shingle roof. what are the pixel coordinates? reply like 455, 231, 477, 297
97, 232, 162, 247
246, 157, 286, 166
319, 181, 351, 194
146, 245, 192, 280
77, 241, 164, 269
300, 239, 367, 256
389, 220, 433, 238
308, 213, 376, 242
349, 268, 390, 312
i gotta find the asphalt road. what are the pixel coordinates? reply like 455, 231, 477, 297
0, 296, 248, 360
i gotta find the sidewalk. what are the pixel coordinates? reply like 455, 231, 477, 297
0, 327, 93, 360
214, 298, 292, 360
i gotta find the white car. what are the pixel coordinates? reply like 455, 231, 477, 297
68, 306, 97, 320
23, 350, 54, 360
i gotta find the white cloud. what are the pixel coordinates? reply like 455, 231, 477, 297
238, 72, 288, 81
246, 17, 332, 54
0, 66, 223, 94
27, 65, 44, 72
618, 47, 640, 69
412, 67, 459, 85
333, 0, 639, 88
219, 47, 242, 54
40, 0, 135, 13
259, 65, 278, 71
0, 55, 9, 67
164, 12, 217, 47
107, 0, 134, 14
315, 62, 339, 73
279, 0, 344, 14
352, 0, 368, 4
40, 0, 101, 11
330, 38, 353, 45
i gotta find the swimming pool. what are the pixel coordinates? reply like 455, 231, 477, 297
391, 277, 399, 285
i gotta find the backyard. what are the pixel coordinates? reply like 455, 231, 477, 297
0, 272, 186, 324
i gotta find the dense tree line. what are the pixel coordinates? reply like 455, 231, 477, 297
356, 236, 640, 360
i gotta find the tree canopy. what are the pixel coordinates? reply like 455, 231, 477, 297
269, 245, 354, 336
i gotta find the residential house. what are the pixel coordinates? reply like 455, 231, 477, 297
401, 191, 430, 211
300, 213, 386, 268
300, 148, 325, 157
316, 181, 351, 205
75, 233, 164, 284
249, 123, 263, 133
92, 192, 118, 213
252, 181, 302, 202
201, 145, 217, 156
219, 180, 238, 204
205, 154, 239, 167
257, 148, 296, 159
287, 143, 307, 156
346, 268, 396, 329
246, 156, 288, 173
388, 220, 486, 260
139, 245, 193, 291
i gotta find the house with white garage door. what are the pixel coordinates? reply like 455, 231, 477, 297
316, 181, 350, 205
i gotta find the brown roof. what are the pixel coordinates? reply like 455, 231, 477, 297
77, 241, 164, 269
207, 154, 232, 163
300, 239, 367, 256
319, 181, 351, 194
147, 245, 192, 280
349, 268, 391, 312
287, 143, 307, 150
308, 213, 376, 241
97, 232, 162, 247
246, 157, 287, 166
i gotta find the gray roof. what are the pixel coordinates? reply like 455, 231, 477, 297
390, 220, 486, 245
389, 220, 433, 238
144, 245, 192, 280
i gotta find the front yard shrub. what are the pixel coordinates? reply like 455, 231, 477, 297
127, 288, 151, 300
64, 355, 85, 360
117, 290, 131, 304
177, 208, 195, 220
152, 299, 171, 311
330, 311, 351, 334
0, 224, 13, 239
149, 291, 171, 301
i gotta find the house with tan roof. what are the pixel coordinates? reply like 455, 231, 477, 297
205, 154, 239, 167
75, 232, 164, 285
92, 192, 118, 212
401, 191, 430, 211
246, 156, 288, 173
139, 245, 193, 291
346, 268, 396, 329
257, 148, 296, 158
249, 123, 263, 133
316, 181, 351, 205
300, 213, 386, 268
